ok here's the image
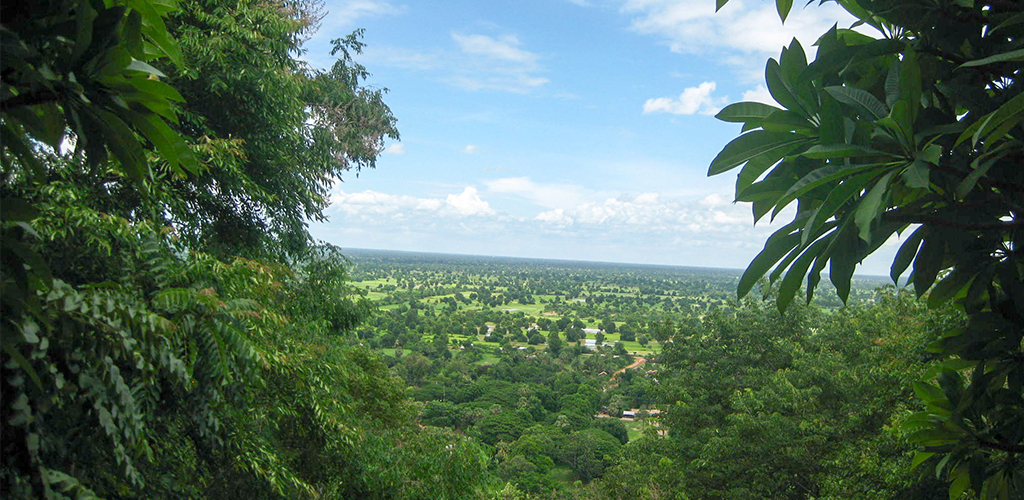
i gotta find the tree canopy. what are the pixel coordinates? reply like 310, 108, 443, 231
708, 0, 1023, 498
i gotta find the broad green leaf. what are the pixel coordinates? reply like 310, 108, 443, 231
955, 92, 1024, 147
891, 225, 925, 283
776, 0, 793, 22
829, 222, 858, 302
914, 381, 946, 404
738, 223, 803, 298
949, 466, 969, 499
765, 59, 805, 115
825, 86, 888, 121
0, 198, 39, 222
715, 0, 728, 12
715, 102, 783, 123
912, 451, 935, 470
802, 172, 875, 246
902, 160, 930, 189
854, 171, 894, 243
959, 48, 1024, 68
955, 156, 997, 199
777, 236, 830, 311
913, 231, 946, 297
709, 130, 809, 175
801, 144, 890, 159
125, 59, 167, 78
736, 147, 790, 196
774, 163, 887, 220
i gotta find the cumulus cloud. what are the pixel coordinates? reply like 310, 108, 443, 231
445, 187, 495, 215
464, 144, 478, 154
621, 0, 859, 79
384, 143, 406, 155
643, 81, 725, 115
741, 85, 778, 106
329, 186, 494, 219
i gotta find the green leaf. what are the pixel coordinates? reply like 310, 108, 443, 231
776, 0, 793, 22
738, 223, 803, 299
955, 93, 1024, 147
829, 223, 858, 302
715, 102, 784, 123
715, 0, 729, 12
801, 144, 890, 159
891, 226, 925, 284
736, 148, 789, 196
765, 59, 804, 115
1, 198, 40, 223
913, 231, 946, 297
802, 172, 875, 247
709, 131, 809, 176
825, 86, 888, 120
774, 163, 888, 220
912, 451, 935, 470
902, 160, 930, 189
1, 345, 44, 390
125, 59, 167, 78
854, 171, 894, 242
959, 48, 1024, 68
777, 236, 830, 311
914, 381, 947, 405
949, 466, 969, 499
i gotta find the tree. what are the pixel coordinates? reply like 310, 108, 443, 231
708, 1, 1023, 497
547, 330, 563, 356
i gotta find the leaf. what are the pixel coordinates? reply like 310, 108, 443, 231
738, 223, 803, 299
912, 451, 935, 469
902, 160, 930, 189
955, 93, 1024, 147
1, 198, 40, 222
829, 223, 858, 302
776, 0, 793, 22
958, 48, 1024, 67
708, 131, 809, 176
801, 144, 890, 159
715, 102, 784, 123
802, 172, 875, 247
854, 171, 894, 243
949, 465, 969, 499
125, 59, 167, 78
913, 231, 946, 297
765, 59, 805, 115
736, 148, 788, 196
825, 86, 888, 120
777, 236, 830, 311
891, 226, 925, 284
774, 163, 888, 220
1, 345, 44, 390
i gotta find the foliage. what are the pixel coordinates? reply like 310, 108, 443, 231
708, 0, 1023, 497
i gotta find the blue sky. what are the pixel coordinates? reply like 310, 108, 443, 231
302, 0, 898, 276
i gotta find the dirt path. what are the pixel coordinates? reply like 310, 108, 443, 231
607, 356, 646, 389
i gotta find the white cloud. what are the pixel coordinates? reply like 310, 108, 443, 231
360, 46, 440, 70
484, 176, 589, 210
332, 0, 406, 25
384, 143, 406, 155
643, 81, 725, 115
452, 34, 539, 65
445, 187, 495, 216
535, 208, 574, 226
464, 144, 478, 154
741, 84, 778, 106
449, 33, 549, 93
329, 186, 494, 218
622, 0, 859, 79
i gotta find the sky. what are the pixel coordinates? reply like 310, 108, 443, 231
302, 0, 899, 276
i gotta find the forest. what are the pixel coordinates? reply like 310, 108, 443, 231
1, 0, 1020, 499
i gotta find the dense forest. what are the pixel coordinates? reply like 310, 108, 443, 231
2, 0, 1020, 499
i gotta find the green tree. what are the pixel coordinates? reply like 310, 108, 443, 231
708, 1, 1023, 497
